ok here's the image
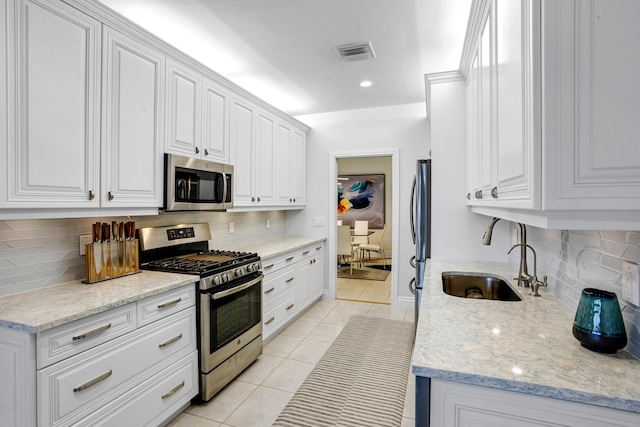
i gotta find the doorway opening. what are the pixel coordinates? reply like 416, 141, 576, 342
327, 149, 400, 305
336, 156, 392, 304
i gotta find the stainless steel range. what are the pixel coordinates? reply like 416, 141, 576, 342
138, 223, 262, 401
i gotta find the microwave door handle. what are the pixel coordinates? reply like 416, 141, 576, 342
222, 172, 227, 203
211, 275, 262, 300
410, 175, 416, 244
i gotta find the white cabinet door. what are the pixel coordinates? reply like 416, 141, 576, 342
466, 50, 480, 202
230, 96, 256, 206
479, 4, 494, 200
2, 0, 101, 207
493, 0, 536, 207
290, 128, 306, 206
101, 27, 164, 208
202, 77, 230, 163
430, 379, 640, 427
544, 0, 640, 211
166, 60, 201, 158
274, 123, 306, 207
310, 250, 324, 299
274, 122, 292, 205
255, 110, 275, 206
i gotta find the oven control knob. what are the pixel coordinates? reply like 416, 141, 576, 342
221, 273, 229, 283
247, 264, 254, 272
234, 268, 243, 277
212, 275, 221, 286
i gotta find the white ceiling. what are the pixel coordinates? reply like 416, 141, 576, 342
98, 0, 472, 116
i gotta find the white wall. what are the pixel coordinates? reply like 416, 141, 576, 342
289, 103, 429, 304
428, 75, 508, 261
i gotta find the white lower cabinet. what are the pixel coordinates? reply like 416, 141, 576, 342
430, 379, 640, 427
262, 243, 325, 341
0, 284, 198, 427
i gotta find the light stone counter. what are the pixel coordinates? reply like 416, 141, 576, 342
412, 259, 640, 414
226, 236, 326, 260
0, 271, 199, 333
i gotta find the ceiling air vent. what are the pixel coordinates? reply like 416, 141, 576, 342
335, 42, 376, 62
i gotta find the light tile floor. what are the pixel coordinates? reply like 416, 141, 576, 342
167, 299, 415, 427
337, 259, 392, 304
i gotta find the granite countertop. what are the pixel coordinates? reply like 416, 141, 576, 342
226, 236, 326, 260
412, 259, 640, 414
0, 271, 199, 333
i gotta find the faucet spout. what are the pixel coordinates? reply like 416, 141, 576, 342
481, 217, 501, 245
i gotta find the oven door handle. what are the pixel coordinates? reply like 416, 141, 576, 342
211, 274, 263, 300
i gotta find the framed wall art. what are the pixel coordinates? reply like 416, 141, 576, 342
337, 174, 385, 229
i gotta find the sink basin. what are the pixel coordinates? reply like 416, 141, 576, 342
442, 272, 522, 301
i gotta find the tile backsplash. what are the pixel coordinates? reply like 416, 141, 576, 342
0, 211, 285, 297
513, 226, 640, 359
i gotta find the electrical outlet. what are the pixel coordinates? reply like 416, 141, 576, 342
313, 216, 325, 227
79, 234, 92, 256
229, 221, 234, 234
266, 218, 271, 229
622, 261, 640, 306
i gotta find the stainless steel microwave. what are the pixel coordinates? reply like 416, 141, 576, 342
164, 154, 233, 211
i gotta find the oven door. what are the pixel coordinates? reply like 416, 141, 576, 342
200, 273, 263, 374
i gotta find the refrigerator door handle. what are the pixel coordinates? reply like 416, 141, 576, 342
409, 255, 416, 268
409, 277, 416, 294
410, 175, 416, 244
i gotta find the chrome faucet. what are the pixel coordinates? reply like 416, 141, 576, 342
508, 243, 547, 296
482, 218, 530, 287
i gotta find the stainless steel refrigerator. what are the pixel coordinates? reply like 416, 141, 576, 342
410, 159, 431, 328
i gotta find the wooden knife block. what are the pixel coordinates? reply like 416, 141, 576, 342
84, 239, 139, 283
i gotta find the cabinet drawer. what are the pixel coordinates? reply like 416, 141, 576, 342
37, 303, 136, 369
262, 266, 297, 307
137, 285, 195, 327
263, 294, 296, 339
261, 252, 298, 275
298, 243, 323, 259
73, 351, 198, 427
38, 308, 196, 427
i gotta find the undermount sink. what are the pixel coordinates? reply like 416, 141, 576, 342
442, 272, 522, 301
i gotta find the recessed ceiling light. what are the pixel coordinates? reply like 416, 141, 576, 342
359, 80, 374, 88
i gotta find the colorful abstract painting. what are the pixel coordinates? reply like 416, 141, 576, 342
337, 174, 385, 229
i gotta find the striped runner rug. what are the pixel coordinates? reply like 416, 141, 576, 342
272, 315, 414, 427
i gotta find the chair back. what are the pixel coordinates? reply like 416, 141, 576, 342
376, 224, 387, 247
352, 220, 369, 245
337, 225, 353, 256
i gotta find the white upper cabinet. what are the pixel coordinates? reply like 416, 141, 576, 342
463, 0, 640, 229
1, 0, 101, 208
165, 60, 230, 164
255, 110, 276, 206
101, 26, 165, 207
229, 95, 257, 207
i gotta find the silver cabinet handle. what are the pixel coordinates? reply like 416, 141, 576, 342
158, 333, 183, 348
89, 190, 95, 201
264, 263, 275, 269
72, 323, 111, 341
264, 287, 275, 294
195, 147, 200, 154
286, 303, 295, 310
257, 197, 261, 202
285, 256, 294, 261
286, 277, 294, 283
316, 246, 322, 250
302, 250, 310, 255
73, 370, 112, 392
161, 381, 185, 399
108, 191, 114, 201
157, 297, 181, 309
467, 192, 471, 200
491, 186, 498, 198
251, 197, 255, 202
265, 316, 275, 325
204, 148, 209, 156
